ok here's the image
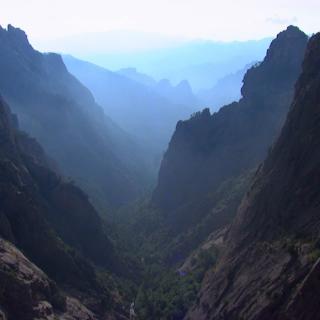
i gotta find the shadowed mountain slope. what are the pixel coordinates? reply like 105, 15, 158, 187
186, 32, 320, 320
0, 94, 134, 319
0, 24, 150, 211
0, 95, 118, 282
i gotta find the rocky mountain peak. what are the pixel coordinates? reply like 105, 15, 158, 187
153, 27, 308, 212
264, 25, 307, 62
241, 26, 308, 100
0, 24, 33, 51
176, 79, 192, 91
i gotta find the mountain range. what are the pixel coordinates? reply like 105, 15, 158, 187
0, 21, 320, 320
79, 37, 272, 91
198, 62, 254, 111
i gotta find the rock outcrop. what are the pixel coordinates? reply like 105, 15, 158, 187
0, 238, 100, 320
186, 32, 320, 320
0, 238, 65, 320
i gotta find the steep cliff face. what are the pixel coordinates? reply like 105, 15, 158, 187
0, 237, 64, 320
0, 94, 126, 313
0, 24, 149, 210
153, 26, 308, 213
186, 33, 320, 320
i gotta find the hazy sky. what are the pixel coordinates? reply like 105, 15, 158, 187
0, 0, 319, 51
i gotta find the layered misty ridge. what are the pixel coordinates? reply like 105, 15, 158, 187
117, 66, 251, 113
62, 55, 197, 161
0, 24, 153, 212
63, 37, 272, 116
62, 55, 261, 175
78, 35, 271, 92
61, 37, 275, 170
186, 31, 320, 320
198, 62, 254, 111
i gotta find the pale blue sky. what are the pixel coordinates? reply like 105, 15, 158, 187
0, 0, 319, 51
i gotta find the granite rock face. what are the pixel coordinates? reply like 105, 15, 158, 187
0, 238, 101, 320
0, 238, 65, 320
186, 33, 320, 320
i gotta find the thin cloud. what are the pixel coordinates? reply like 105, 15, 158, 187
266, 16, 298, 25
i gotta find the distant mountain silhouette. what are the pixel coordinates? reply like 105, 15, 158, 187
198, 62, 254, 111
81, 38, 272, 91
117, 67, 158, 87
118, 67, 199, 106
63, 54, 197, 165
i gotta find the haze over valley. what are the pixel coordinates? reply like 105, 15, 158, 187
0, 1, 319, 319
